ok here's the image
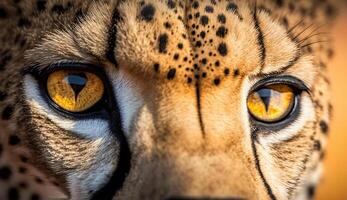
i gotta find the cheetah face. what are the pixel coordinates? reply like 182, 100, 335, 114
13, 0, 333, 199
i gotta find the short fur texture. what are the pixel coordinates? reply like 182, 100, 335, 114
0, 0, 338, 199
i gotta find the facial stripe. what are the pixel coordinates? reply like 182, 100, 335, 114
106, 7, 122, 66
253, 6, 266, 72
195, 84, 206, 136
251, 135, 277, 200
91, 5, 131, 198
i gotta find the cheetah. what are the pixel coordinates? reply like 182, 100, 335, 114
0, 0, 340, 199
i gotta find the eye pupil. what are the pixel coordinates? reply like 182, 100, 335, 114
65, 73, 88, 99
257, 88, 271, 112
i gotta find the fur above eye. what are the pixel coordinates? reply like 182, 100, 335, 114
247, 84, 295, 123
46, 69, 105, 113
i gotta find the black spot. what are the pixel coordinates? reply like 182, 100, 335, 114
200, 31, 206, 39
205, 6, 214, 13
195, 41, 202, 47
217, 43, 228, 56
0, 91, 7, 101
289, 3, 295, 12
164, 22, 171, 29
141, 4, 156, 22
195, 12, 200, 18
233, 69, 240, 76
18, 182, 28, 189
0, 166, 11, 180
173, 53, 180, 60
167, 0, 176, 9
9, 135, 20, 146
314, 140, 321, 151
201, 58, 208, 65
20, 155, 28, 163
74, 9, 85, 22
158, 34, 168, 53
307, 185, 316, 199
226, 2, 238, 12
2, 105, 13, 120
327, 49, 334, 59
35, 177, 44, 184
216, 26, 228, 38
217, 14, 226, 24
224, 68, 230, 76
187, 77, 193, 83
282, 17, 289, 28
200, 15, 209, 26
319, 120, 329, 134
17, 18, 31, 28
194, 73, 200, 79
215, 61, 220, 67
275, 0, 284, 7
214, 78, 221, 86
325, 4, 335, 18
183, 57, 188, 62
0, 7, 7, 19
192, 1, 199, 9
167, 69, 176, 80
154, 63, 160, 72
202, 72, 207, 78
18, 167, 27, 174
36, 0, 47, 12
31, 194, 41, 200
51, 4, 67, 14
177, 43, 183, 49
8, 187, 19, 200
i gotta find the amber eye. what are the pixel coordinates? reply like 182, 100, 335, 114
247, 84, 295, 123
46, 70, 104, 113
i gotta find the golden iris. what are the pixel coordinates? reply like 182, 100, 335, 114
47, 70, 104, 113
247, 84, 295, 123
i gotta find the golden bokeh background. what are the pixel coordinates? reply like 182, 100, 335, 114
316, 13, 347, 200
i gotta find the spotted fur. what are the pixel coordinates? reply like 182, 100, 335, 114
0, 0, 340, 199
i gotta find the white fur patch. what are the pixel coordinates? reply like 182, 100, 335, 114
106, 66, 144, 136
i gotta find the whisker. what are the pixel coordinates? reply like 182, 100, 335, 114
287, 18, 305, 34
292, 22, 315, 40
300, 40, 331, 48
298, 32, 329, 45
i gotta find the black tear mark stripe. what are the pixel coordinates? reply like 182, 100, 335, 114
253, 6, 266, 71
251, 134, 277, 200
106, 7, 122, 66
195, 84, 206, 137
92, 5, 131, 200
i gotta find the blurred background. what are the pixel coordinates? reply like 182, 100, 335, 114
316, 12, 347, 200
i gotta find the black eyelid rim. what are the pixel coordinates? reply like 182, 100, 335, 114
23, 62, 106, 78
250, 75, 310, 94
